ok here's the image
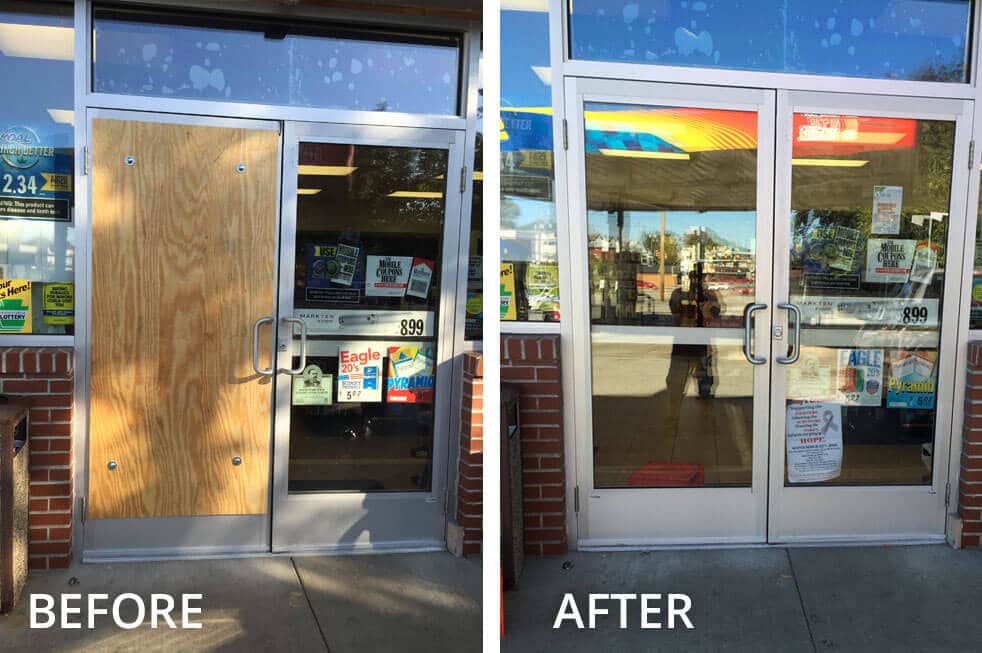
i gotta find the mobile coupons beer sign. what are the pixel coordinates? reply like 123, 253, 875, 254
386, 346, 435, 403
0, 279, 31, 333
337, 343, 383, 402
0, 125, 72, 221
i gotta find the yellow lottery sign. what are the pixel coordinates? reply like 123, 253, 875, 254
0, 279, 31, 333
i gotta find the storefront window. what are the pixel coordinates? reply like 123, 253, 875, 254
569, 0, 972, 83
0, 2, 75, 336
501, 2, 560, 323
465, 70, 483, 341
93, 9, 461, 115
972, 169, 982, 330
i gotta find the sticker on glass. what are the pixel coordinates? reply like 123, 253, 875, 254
291, 365, 333, 406
836, 348, 883, 406
337, 343, 383, 402
405, 258, 435, 299
886, 350, 937, 410
864, 238, 916, 283
42, 282, 73, 325
0, 279, 31, 333
386, 345, 435, 403
872, 185, 903, 235
365, 255, 412, 297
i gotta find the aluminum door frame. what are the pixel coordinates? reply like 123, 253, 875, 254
272, 121, 466, 553
80, 108, 283, 561
563, 78, 777, 547
768, 91, 975, 544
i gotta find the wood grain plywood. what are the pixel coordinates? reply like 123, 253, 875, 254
88, 118, 278, 519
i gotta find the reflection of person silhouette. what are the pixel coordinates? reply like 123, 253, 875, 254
665, 265, 720, 439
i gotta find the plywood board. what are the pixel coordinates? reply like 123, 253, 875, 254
88, 118, 278, 518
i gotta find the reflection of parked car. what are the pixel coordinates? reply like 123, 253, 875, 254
636, 279, 658, 289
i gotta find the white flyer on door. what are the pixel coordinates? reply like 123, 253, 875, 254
786, 402, 843, 484
872, 185, 903, 235
337, 342, 383, 402
865, 238, 916, 283
365, 255, 412, 297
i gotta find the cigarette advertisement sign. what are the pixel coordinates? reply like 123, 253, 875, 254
291, 365, 333, 406
386, 345, 435, 403
41, 282, 73, 325
366, 255, 412, 297
0, 279, 31, 333
872, 185, 903, 235
337, 343, 383, 403
786, 402, 843, 484
908, 244, 937, 285
865, 239, 916, 283
886, 350, 937, 410
0, 125, 72, 222
406, 258, 434, 300
836, 348, 884, 406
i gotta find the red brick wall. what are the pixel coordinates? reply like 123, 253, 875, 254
0, 348, 74, 570
501, 335, 566, 556
959, 342, 982, 547
456, 352, 483, 555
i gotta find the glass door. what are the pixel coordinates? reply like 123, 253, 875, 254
271, 122, 465, 552
769, 93, 972, 542
564, 79, 776, 546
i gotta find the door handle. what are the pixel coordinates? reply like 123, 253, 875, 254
776, 303, 801, 365
743, 303, 767, 365
252, 317, 275, 377
279, 316, 307, 375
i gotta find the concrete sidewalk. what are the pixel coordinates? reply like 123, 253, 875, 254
503, 545, 982, 653
0, 552, 481, 652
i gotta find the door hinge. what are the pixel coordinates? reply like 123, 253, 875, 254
82, 145, 89, 176
460, 166, 468, 193
79, 496, 86, 524
945, 482, 951, 507
970, 140, 975, 170
573, 485, 580, 513
562, 119, 569, 151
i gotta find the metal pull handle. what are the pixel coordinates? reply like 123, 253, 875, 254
252, 317, 275, 377
776, 303, 801, 365
743, 303, 767, 365
280, 316, 307, 375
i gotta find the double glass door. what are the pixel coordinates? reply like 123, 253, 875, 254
565, 79, 972, 546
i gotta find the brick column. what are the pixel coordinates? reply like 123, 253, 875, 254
501, 335, 566, 555
959, 342, 982, 547
455, 352, 483, 555
0, 348, 74, 570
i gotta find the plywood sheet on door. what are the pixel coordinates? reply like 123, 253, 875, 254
88, 118, 278, 518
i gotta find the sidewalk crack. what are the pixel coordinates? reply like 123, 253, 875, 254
786, 548, 818, 653
292, 557, 331, 653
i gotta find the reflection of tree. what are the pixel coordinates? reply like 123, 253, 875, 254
348, 147, 447, 225
500, 197, 520, 230
683, 228, 721, 253
641, 231, 680, 266
907, 57, 963, 83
